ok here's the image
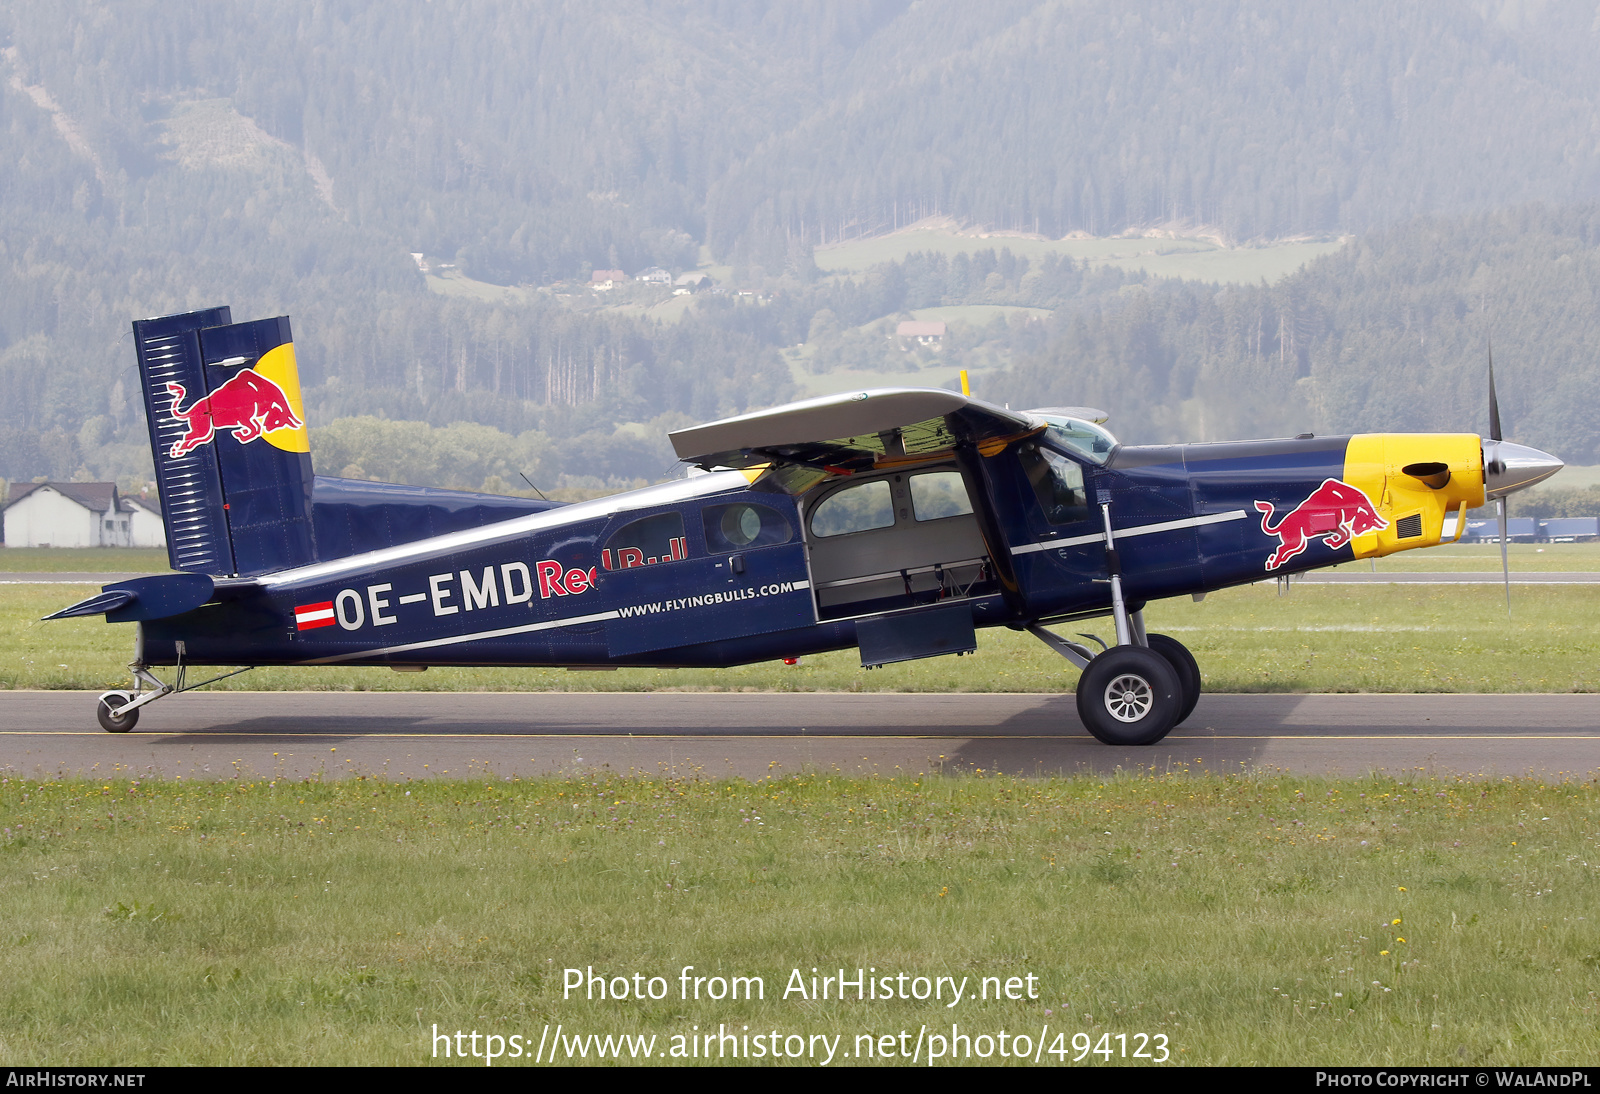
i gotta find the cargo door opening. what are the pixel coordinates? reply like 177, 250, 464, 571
803, 466, 997, 621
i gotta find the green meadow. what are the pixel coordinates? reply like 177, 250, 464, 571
0, 548, 171, 573
812, 230, 1347, 285
4, 554, 1598, 1067
5, 557, 1600, 694
0, 771, 1594, 1065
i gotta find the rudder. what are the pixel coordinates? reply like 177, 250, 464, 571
133, 307, 316, 576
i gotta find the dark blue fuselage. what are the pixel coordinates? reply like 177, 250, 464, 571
141, 434, 1356, 670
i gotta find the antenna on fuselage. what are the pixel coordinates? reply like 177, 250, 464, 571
519, 472, 549, 502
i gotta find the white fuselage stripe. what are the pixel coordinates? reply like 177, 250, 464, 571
300, 610, 622, 664
1010, 509, 1249, 555
257, 471, 753, 589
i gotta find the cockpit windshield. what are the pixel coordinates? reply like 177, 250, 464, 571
1035, 414, 1118, 465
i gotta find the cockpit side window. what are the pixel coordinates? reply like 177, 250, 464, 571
1018, 441, 1089, 525
1038, 415, 1117, 464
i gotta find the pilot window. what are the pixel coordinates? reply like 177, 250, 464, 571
908, 470, 974, 521
1019, 441, 1089, 525
809, 480, 894, 537
703, 503, 793, 550
602, 512, 687, 569
1038, 415, 1117, 464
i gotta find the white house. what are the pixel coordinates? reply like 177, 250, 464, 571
3, 483, 167, 548
896, 320, 947, 349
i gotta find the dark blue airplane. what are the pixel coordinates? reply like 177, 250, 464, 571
50, 306, 1563, 744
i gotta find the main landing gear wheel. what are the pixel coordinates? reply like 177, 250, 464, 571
1145, 633, 1201, 727
97, 692, 138, 733
1074, 646, 1181, 746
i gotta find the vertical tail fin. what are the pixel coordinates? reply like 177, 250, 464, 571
133, 307, 317, 576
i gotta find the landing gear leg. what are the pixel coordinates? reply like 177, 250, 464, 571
1020, 502, 1191, 745
91, 632, 256, 732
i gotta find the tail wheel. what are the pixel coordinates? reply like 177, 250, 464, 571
97, 692, 138, 733
1074, 646, 1182, 746
1145, 633, 1201, 727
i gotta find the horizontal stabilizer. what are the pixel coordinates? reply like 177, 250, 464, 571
44, 590, 137, 620
42, 573, 215, 623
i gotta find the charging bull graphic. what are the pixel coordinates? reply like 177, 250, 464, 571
165, 368, 304, 459
1255, 478, 1389, 571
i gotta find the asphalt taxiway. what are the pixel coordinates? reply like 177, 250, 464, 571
3, 691, 1597, 781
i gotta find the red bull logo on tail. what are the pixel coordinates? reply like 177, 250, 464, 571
165, 368, 304, 459
1255, 478, 1388, 571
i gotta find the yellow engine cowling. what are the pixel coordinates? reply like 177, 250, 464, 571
1342, 433, 1485, 559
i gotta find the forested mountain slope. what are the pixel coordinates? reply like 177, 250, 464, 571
9, 1, 1600, 281
3, 2, 1600, 490
991, 205, 1600, 462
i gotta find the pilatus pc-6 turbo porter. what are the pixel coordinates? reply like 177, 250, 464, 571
51, 306, 1562, 744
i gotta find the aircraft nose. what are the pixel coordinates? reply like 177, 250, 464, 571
1483, 440, 1564, 499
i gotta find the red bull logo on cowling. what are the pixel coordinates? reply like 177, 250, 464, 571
1254, 478, 1389, 571
165, 368, 304, 459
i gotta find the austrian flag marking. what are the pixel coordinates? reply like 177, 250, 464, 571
294, 601, 337, 630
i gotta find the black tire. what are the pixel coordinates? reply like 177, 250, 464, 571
97, 693, 138, 733
1146, 633, 1201, 727
1074, 646, 1182, 746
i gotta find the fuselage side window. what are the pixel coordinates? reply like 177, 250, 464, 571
603, 512, 687, 570
703, 502, 793, 550
909, 470, 974, 521
810, 480, 894, 537
1019, 442, 1089, 525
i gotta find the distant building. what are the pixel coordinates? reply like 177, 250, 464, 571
3, 483, 166, 548
591, 268, 626, 283
634, 266, 672, 284
1462, 517, 1539, 544
674, 272, 709, 287
1541, 517, 1600, 542
896, 320, 946, 348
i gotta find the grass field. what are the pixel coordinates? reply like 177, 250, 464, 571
813, 229, 1347, 285
0, 771, 1594, 1065
1353, 541, 1600, 572
0, 548, 171, 573
423, 268, 536, 305
7, 577, 1600, 695
1543, 465, 1600, 490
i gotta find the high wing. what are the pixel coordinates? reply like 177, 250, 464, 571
668, 388, 1042, 474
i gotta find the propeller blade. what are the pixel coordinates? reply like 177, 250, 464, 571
1488, 339, 1502, 443
1497, 495, 1511, 617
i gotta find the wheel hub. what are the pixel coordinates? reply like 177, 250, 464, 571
1102, 673, 1154, 722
